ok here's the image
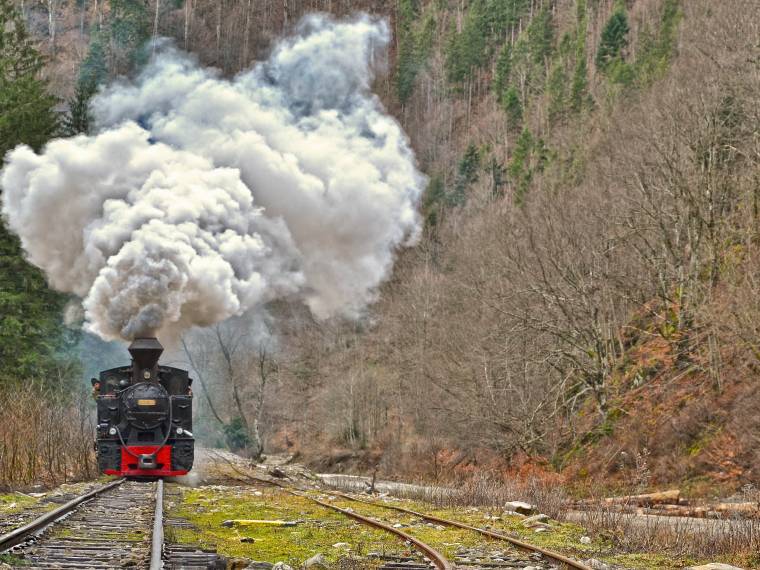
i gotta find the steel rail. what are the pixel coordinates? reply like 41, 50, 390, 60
303, 492, 452, 570
327, 489, 593, 570
0, 478, 125, 552
150, 478, 164, 570
216, 465, 453, 570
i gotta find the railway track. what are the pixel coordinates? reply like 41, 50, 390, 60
322, 489, 593, 570
0, 479, 222, 570
225, 463, 592, 570
286, 488, 452, 570
0, 479, 158, 568
1, 465, 591, 569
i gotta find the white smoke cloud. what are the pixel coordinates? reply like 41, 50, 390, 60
0, 14, 425, 341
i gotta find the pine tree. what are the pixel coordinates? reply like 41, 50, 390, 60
570, 0, 591, 111
0, 0, 58, 157
502, 86, 522, 126
487, 0, 530, 36
547, 63, 567, 123
449, 144, 480, 206
62, 81, 95, 135
508, 128, 548, 205
396, 0, 418, 103
595, 9, 629, 71
63, 30, 109, 135
79, 30, 109, 89
109, 0, 151, 71
423, 174, 446, 227
445, 0, 489, 86
527, 8, 554, 68
493, 43, 512, 103
0, 1, 73, 381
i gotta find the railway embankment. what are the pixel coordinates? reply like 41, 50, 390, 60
1, 450, 756, 569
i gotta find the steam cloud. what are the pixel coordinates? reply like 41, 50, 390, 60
0, 15, 425, 341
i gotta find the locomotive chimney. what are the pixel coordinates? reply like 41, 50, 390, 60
128, 337, 164, 382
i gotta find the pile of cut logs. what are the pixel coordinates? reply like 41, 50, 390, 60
573, 490, 759, 519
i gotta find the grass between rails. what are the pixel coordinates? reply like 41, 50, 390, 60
313, 492, 516, 560
316, 493, 698, 570
166, 485, 418, 566
321, 474, 760, 569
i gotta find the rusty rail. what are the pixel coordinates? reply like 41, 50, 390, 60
303, 492, 452, 570
220, 467, 452, 570
328, 489, 593, 570
0, 478, 124, 552
150, 478, 164, 570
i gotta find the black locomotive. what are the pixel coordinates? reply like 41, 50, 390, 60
92, 337, 194, 478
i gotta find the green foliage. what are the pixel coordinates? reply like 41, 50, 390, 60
502, 86, 522, 125
79, 30, 109, 90
445, 0, 489, 85
493, 43, 512, 103
597, 0, 681, 88
632, 0, 681, 86
0, 0, 78, 382
488, 156, 506, 198
450, 143, 481, 206
109, 0, 150, 71
595, 9, 629, 72
570, 0, 591, 112
526, 8, 554, 67
396, 1, 435, 103
0, 225, 73, 380
64, 30, 109, 135
486, 0, 530, 35
223, 417, 251, 451
63, 81, 95, 135
508, 128, 548, 204
110, 0, 150, 49
546, 62, 568, 123
423, 174, 446, 227
0, 0, 58, 157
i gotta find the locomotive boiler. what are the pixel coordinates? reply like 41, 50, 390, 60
93, 337, 194, 478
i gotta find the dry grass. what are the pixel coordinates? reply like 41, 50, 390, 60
0, 381, 95, 489
578, 505, 760, 562
321, 471, 568, 519
324, 471, 760, 564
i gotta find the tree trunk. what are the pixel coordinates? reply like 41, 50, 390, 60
47, 0, 56, 52
184, 0, 192, 51
243, 0, 252, 69
153, 0, 161, 48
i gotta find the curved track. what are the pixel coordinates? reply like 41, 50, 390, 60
274, 483, 453, 569
327, 489, 593, 570
240, 468, 591, 570
0, 479, 164, 569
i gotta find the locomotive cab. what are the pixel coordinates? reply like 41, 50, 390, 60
94, 337, 194, 478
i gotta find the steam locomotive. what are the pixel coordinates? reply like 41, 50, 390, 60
92, 337, 194, 478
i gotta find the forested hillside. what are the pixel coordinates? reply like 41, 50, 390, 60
2, 0, 759, 494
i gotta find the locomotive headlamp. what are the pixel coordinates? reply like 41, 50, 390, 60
108, 427, 117, 435
176, 427, 184, 435
143, 370, 151, 379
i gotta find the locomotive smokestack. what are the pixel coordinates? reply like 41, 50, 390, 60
128, 337, 163, 382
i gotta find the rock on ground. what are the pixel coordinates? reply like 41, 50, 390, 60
504, 501, 536, 515
304, 554, 328, 568
686, 562, 744, 570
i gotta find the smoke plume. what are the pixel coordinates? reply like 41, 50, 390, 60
1, 14, 425, 341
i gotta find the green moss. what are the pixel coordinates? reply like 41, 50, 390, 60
0, 492, 39, 515
309, 493, 494, 559
0, 553, 29, 566
166, 485, 405, 566
320, 495, 721, 570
